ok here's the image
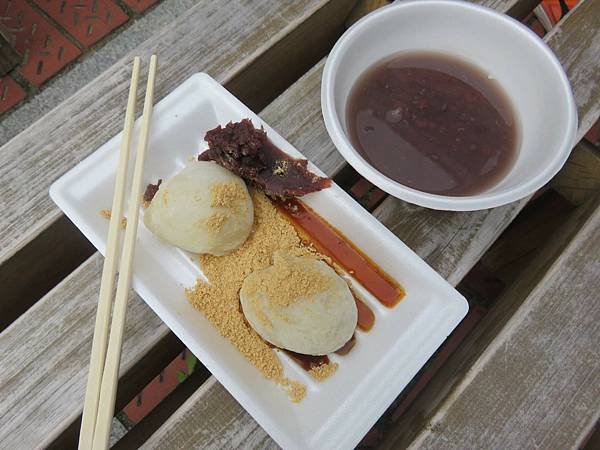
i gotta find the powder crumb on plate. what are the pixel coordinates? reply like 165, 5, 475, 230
186, 190, 329, 401
309, 361, 339, 381
280, 378, 307, 403
99, 208, 127, 229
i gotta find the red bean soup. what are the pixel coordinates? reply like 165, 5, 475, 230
346, 51, 520, 196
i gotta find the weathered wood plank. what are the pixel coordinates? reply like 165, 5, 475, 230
407, 194, 600, 450
0, 254, 167, 448
142, 1, 600, 447
0, 0, 356, 267
546, 0, 600, 143
142, 378, 279, 450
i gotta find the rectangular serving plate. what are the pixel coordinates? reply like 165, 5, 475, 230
50, 73, 468, 450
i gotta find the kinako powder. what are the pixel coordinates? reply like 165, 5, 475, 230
242, 251, 335, 308
99, 208, 127, 229
185, 190, 339, 402
203, 180, 250, 233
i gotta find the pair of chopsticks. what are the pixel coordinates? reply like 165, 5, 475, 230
79, 55, 157, 450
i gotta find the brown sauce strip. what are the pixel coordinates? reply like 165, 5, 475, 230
278, 198, 405, 307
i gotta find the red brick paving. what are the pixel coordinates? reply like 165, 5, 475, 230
0, 0, 81, 86
585, 120, 600, 145
33, 0, 129, 48
122, 349, 195, 424
0, 75, 26, 114
122, 0, 159, 14
350, 178, 387, 210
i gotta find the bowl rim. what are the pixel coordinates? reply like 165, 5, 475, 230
321, 0, 578, 211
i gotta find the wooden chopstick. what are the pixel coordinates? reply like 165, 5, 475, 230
78, 56, 141, 450
90, 54, 157, 450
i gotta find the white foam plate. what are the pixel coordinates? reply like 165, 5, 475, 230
50, 73, 468, 450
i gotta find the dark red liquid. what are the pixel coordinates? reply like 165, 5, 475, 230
347, 51, 519, 196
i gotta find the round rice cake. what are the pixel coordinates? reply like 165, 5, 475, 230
144, 160, 253, 255
240, 252, 357, 355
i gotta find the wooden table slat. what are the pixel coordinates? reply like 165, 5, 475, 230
543, 0, 600, 143
142, 378, 279, 450
0, 254, 168, 448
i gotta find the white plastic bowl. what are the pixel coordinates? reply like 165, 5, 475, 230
322, 0, 577, 211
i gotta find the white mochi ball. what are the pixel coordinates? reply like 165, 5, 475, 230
144, 161, 253, 255
240, 253, 357, 355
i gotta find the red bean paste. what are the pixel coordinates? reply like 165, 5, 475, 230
143, 179, 162, 203
199, 119, 331, 199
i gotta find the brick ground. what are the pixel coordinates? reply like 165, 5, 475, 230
33, 0, 129, 48
0, 0, 163, 117
0, 0, 81, 87
0, 75, 26, 114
